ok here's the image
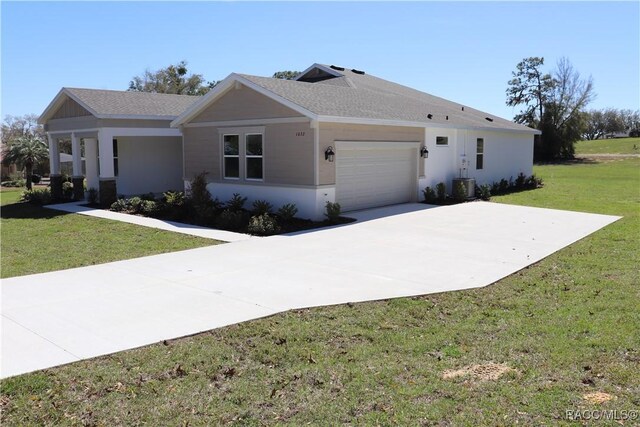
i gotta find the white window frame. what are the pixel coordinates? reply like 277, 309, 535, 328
222, 134, 240, 180
218, 126, 265, 182
436, 136, 449, 146
476, 138, 484, 170
113, 138, 119, 177
244, 133, 264, 181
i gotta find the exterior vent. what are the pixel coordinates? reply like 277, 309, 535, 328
485, 117, 494, 122
351, 69, 365, 75
427, 114, 433, 119
330, 65, 345, 71
446, 115, 449, 120
461, 106, 465, 111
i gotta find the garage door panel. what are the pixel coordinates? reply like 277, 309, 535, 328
336, 147, 416, 212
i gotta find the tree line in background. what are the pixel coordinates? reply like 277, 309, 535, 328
127, 60, 300, 95
506, 56, 639, 161
583, 108, 640, 140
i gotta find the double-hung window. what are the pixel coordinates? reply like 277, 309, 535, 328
476, 138, 484, 170
221, 128, 264, 181
223, 135, 240, 179
245, 134, 263, 180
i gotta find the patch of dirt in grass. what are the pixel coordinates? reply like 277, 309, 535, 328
442, 363, 516, 381
583, 392, 615, 404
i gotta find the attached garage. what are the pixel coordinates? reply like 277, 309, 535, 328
335, 141, 419, 212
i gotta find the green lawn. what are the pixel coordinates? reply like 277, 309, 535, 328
1, 159, 639, 426
575, 136, 640, 155
0, 190, 219, 278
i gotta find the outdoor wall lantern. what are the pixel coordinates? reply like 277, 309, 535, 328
420, 146, 429, 158
325, 146, 335, 162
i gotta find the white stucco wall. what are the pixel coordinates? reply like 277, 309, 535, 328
422, 127, 534, 192
116, 136, 183, 196
191, 181, 335, 221
422, 127, 459, 190
463, 130, 534, 186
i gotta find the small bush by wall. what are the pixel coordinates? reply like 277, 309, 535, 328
247, 213, 281, 236
20, 188, 52, 205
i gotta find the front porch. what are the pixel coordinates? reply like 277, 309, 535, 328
38, 87, 199, 205
47, 127, 183, 205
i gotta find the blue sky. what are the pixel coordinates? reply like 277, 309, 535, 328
2, 1, 638, 121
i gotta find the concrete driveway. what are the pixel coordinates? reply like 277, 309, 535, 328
1, 202, 619, 378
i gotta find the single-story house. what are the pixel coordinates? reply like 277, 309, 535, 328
40, 63, 539, 219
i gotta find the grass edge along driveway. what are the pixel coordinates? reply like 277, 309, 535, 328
0, 189, 219, 278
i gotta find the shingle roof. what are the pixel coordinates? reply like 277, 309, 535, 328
64, 88, 200, 118
236, 65, 536, 133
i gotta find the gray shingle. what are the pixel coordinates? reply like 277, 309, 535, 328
65, 88, 200, 118
238, 66, 536, 133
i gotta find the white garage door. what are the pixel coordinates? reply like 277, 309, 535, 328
336, 145, 416, 212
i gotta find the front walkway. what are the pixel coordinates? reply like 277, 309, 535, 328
47, 202, 252, 242
1, 202, 619, 378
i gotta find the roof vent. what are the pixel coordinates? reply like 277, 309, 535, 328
485, 117, 494, 122
330, 65, 345, 71
446, 115, 449, 120
427, 114, 433, 119
461, 106, 465, 111
351, 69, 365, 75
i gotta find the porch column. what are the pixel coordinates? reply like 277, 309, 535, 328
47, 133, 63, 200
70, 133, 84, 200
84, 138, 99, 192
97, 128, 117, 205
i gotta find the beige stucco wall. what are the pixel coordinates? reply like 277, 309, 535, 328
51, 98, 92, 119
116, 136, 183, 195
183, 121, 314, 186
191, 85, 304, 123
46, 116, 99, 132
318, 123, 425, 185
45, 116, 173, 133
98, 119, 173, 128
183, 126, 219, 180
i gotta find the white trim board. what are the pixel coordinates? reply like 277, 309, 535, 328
335, 140, 421, 150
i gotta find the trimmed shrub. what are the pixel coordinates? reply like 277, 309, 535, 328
436, 182, 446, 201
252, 199, 273, 215
87, 188, 99, 205
325, 201, 341, 223
127, 197, 144, 213
226, 193, 247, 211
163, 191, 185, 207
140, 192, 156, 201
527, 174, 543, 188
453, 181, 467, 202
422, 186, 437, 203
476, 184, 491, 201
248, 213, 281, 236
110, 199, 128, 212
110, 197, 156, 215
20, 188, 52, 205
189, 172, 212, 207
215, 209, 247, 231
62, 181, 74, 199
277, 203, 298, 221
498, 179, 510, 194
515, 172, 527, 189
